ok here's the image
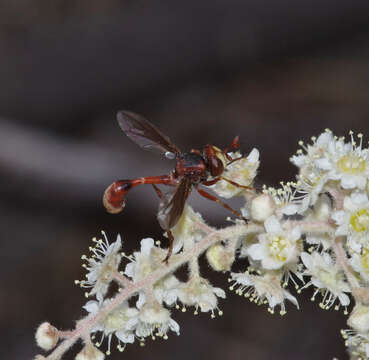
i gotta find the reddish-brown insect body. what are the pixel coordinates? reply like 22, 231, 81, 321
103, 111, 251, 263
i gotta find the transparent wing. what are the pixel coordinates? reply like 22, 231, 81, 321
117, 110, 181, 156
157, 177, 192, 229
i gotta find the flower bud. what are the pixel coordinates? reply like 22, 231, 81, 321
75, 344, 105, 360
250, 194, 275, 222
348, 304, 369, 333
35, 322, 59, 351
314, 194, 331, 220
352, 287, 369, 306
139, 303, 170, 324
206, 244, 234, 271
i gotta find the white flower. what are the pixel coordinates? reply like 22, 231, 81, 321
290, 131, 333, 169
124, 238, 162, 282
170, 205, 207, 253
83, 299, 139, 353
247, 216, 301, 270
341, 329, 369, 360
177, 277, 226, 316
262, 182, 302, 216
134, 303, 180, 340
348, 304, 369, 334
75, 344, 105, 360
332, 192, 369, 253
124, 238, 180, 308
350, 247, 369, 283
209, 148, 259, 198
230, 271, 299, 315
314, 132, 369, 190
78, 232, 122, 302
300, 251, 350, 309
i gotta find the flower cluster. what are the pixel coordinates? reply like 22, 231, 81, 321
34, 131, 369, 360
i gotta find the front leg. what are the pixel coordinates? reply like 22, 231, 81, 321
196, 186, 248, 222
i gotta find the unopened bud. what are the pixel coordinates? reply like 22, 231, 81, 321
348, 304, 369, 333
352, 287, 369, 306
76, 344, 105, 360
206, 244, 234, 271
314, 194, 331, 220
35, 322, 59, 351
250, 194, 275, 222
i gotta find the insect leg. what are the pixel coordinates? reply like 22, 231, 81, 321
223, 136, 240, 161
203, 176, 252, 190
196, 186, 248, 222
220, 177, 253, 190
103, 175, 174, 214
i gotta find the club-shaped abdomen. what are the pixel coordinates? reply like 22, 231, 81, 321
103, 180, 132, 214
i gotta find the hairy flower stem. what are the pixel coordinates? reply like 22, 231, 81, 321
45, 223, 262, 360
114, 271, 133, 288
288, 220, 335, 234
333, 237, 360, 290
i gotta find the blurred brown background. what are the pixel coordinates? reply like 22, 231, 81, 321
2, 1, 369, 359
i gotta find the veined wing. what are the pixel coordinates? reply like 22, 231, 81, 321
157, 177, 192, 230
117, 110, 180, 157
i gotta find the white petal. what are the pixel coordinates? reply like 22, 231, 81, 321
247, 244, 264, 261
124, 262, 134, 278
264, 215, 282, 233
331, 210, 346, 225
125, 317, 139, 330
351, 192, 369, 206
290, 155, 306, 168
282, 204, 299, 215
285, 291, 299, 309
136, 292, 146, 309
213, 287, 226, 298
116, 330, 135, 344
315, 158, 332, 170
300, 252, 312, 270
322, 252, 333, 265
316, 132, 332, 146
231, 273, 253, 286
335, 224, 348, 237
262, 257, 283, 270
169, 319, 180, 335
83, 300, 99, 314
140, 238, 154, 255
290, 226, 301, 241
164, 290, 179, 305
247, 148, 259, 162
340, 174, 357, 189
365, 343, 369, 357
338, 292, 350, 306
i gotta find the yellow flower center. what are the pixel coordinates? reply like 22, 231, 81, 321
319, 268, 343, 288
337, 154, 366, 175
350, 208, 369, 232
268, 235, 288, 262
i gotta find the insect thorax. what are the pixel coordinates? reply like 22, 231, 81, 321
175, 152, 207, 179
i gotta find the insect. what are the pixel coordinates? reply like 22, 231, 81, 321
103, 111, 251, 262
